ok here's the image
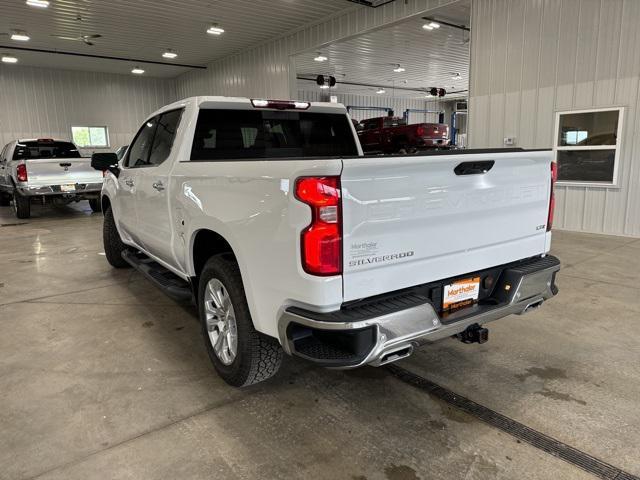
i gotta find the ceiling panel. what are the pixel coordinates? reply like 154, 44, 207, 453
295, 0, 470, 99
0, 0, 356, 77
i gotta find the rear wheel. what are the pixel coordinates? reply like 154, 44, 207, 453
13, 191, 30, 219
198, 255, 282, 387
89, 198, 101, 213
103, 207, 131, 268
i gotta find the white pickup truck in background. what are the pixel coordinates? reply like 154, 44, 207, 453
92, 96, 560, 387
0, 139, 104, 218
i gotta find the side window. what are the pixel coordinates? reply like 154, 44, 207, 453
125, 117, 158, 168
148, 109, 183, 166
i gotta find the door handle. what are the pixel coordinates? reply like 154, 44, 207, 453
152, 181, 165, 191
454, 161, 495, 176
124, 178, 134, 187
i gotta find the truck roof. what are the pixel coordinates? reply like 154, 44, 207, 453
146, 96, 348, 122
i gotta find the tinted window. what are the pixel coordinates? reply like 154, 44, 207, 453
12, 141, 81, 160
558, 111, 619, 146
191, 109, 358, 160
115, 145, 128, 161
148, 109, 183, 166
557, 150, 615, 183
125, 117, 157, 168
361, 120, 378, 130
383, 117, 406, 128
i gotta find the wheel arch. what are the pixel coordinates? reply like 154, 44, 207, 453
190, 228, 237, 279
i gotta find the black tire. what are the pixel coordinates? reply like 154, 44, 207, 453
13, 191, 30, 219
103, 207, 131, 268
198, 255, 282, 387
0, 193, 10, 207
89, 198, 102, 213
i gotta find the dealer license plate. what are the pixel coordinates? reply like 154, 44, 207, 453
60, 184, 76, 192
443, 276, 480, 311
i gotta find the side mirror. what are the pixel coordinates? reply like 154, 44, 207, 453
91, 152, 119, 177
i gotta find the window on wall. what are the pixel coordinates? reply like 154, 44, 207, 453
554, 108, 623, 186
71, 126, 109, 148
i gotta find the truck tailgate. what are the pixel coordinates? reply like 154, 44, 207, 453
25, 158, 103, 187
340, 150, 552, 302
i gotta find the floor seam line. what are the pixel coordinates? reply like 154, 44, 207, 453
0, 280, 138, 307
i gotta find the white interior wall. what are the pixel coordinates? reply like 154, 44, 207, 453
469, 0, 640, 237
297, 89, 444, 123
175, 0, 459, 100
0, 65, 176, 155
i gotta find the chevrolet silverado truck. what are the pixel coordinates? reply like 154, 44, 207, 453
91, 96, 560, 387
357, 116, 450, 154
0, 139, 104, 218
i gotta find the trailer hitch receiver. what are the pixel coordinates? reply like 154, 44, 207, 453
456, 324, 489, 344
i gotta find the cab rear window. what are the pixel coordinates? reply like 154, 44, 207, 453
191, 109, 358, 160
13, 141, 81, 160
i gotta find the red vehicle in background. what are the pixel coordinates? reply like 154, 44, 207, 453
356, 116, 450, 154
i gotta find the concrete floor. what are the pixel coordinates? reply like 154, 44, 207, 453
1, 202, 639, 480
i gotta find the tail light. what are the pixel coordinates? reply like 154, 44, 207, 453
416, 126, 425, 136
295, 176, 342, 276
547, 162, 557, 231
16, 164, 28, 182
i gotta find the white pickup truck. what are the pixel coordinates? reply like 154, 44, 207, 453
92, 96, 560, 387
0, 139, 104, 218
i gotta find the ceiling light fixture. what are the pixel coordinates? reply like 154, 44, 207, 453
26, 0, 49, 7
162, 50, 177, 59
207, 24, 225, 35
451, 72, 461, 79
2, 55, 18, 63
314, 53, 328, 62
376, 88, 386, 94
11, 31, 30, 42
131, 67, 145, 74
393, 65, 405, 73
319, 84, 330, 89
422, 21, 440, 30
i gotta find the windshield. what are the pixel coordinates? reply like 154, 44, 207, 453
191, 109, 358, 160
13, 141, 81, 160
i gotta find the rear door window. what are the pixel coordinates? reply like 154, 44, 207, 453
191, 109, 358, 160
12, 141, 81, 160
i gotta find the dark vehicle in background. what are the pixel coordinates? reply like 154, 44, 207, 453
357, 116, 450, 154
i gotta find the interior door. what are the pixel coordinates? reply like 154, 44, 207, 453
133, 109, 183, 269
116, 116, 158, 245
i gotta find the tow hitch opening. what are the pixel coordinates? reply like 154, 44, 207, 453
456, 324, 489, 344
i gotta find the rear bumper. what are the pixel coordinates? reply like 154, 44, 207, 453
278, 255, 560, 368
17, 183, 103, 196
417, 137, 450, 147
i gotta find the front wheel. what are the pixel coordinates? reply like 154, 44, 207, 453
13, 191, 30, 219
198, 255, 282, 387
103, 207, 131, 268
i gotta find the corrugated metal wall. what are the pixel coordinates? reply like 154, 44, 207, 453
469, 0, 640, 237
298, 90, 444, 123
0, 65, 176, 154
176, 0, 458, 100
